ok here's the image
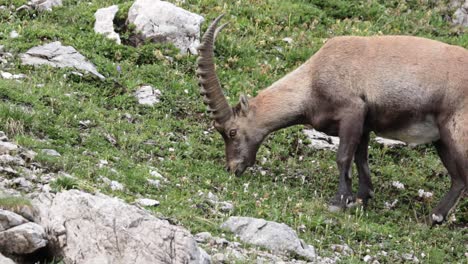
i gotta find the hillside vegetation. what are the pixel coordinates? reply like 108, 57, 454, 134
0, 0, 467, 263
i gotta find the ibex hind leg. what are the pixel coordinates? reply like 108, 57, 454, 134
431, 112, 467, 225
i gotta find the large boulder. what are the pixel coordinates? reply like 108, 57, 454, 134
33, 190, 210, 264
0, 222, 47, 255
127, 0, 204, 54
221, 216, 316, 261
94, 5, 121, 44
20, 41, 105, 80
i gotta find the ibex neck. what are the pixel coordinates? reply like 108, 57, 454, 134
251, 72, 311, 135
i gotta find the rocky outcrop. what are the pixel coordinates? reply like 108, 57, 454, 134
221, 216, 316, 261
94, 5, 121, 44
452, 0, 468, 26
20, 41, 105, 80
33, 190, 210, 264
127, 0, 204, 54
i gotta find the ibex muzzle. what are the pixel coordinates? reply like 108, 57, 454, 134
197, 15, 468, 225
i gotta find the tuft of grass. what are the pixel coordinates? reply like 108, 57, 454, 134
0, 196, 32, 211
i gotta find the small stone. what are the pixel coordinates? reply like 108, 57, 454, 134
0, 132, 8, 141
212, 253, 226, 263
12, 177, 32, 191
194, 232, 213, 243
134, 85, 161, 106
30, 0, 62, 11
282, 37, 293, 44
363, 255, 372, 262
0, 71, 26, 80
20, 149, 37, 162
0, 142, 18, 155
9, 30, 19, 39
147, 178, 161, 188
41, 149, 61, 157
331, 244, 354, 256
109, 180, 124, 191
218, 201, 234, 213
136, 198, 159, 207
214, 237, 230, 247
375, 137, 406, 148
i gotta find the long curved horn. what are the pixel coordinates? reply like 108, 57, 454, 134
196, 14, 232, 124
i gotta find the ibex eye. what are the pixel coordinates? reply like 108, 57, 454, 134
229, 129, 237, 138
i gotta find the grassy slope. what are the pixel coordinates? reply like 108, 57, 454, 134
0, 0, 467, 262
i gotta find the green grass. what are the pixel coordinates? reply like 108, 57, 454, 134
0, 196, 32, 210
0, 0, 467, 263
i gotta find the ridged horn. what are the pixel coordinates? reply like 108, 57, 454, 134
196, 14, 232, 124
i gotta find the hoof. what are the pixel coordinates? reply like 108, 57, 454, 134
328, 194, 355, 212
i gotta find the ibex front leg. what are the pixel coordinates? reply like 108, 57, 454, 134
329, 105, 367, 211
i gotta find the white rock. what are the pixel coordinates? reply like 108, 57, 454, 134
0, 142, 18, 155
33, 190, 210, 263
127, 0, 204, 54
453, 0, 468, 27
194, 232, 212, 243
0, 71, 26, 80
94, 5, 121, 44
109, 180, 124, 191
303, 129, 339, 151
21, 41, 105, 80
221, 216, 316, 261
0, 131, 8, 141
304, 129, 407, 151
363, 255, 372, 262
218, 201, 234, 213
375, 137, 406, 148
0, 253, 15, 264
30, 0, 62, 11
0, 222, 47, 254
9, 30, 19, 39
41, 149, 61, 157
136, 198, 160, 207
282, 37, 293, 44
330, 244, 354, 256
0, 209, 29, 231
134, 85, 161, 106
147, 178, 161, 188
0, 155, 25, 166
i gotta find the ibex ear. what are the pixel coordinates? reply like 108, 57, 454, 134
239, 94, 249, 115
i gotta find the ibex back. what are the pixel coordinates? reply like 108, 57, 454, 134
196, 15, 468, 225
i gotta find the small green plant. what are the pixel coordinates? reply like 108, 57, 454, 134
51, 176, 80, 191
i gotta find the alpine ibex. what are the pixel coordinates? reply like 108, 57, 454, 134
196, 15, 467, 224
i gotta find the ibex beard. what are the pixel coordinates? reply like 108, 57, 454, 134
196, 15, 468, 225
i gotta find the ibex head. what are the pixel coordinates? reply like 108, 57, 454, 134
197, 15, 265, 176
